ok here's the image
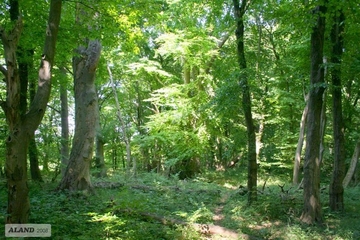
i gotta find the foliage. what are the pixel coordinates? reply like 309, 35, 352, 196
1, 171, 359, 239
1, 0, 360, 235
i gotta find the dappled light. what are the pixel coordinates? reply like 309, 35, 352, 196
1, 0, 360, 238
1, 171, 359, 239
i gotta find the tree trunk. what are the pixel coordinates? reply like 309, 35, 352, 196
60, 69, 70, 177
343, 139, 360, 188
11, 0, 42, 183
1, 0, 62, 223
28, 51, 43, 182
318, 89, 327, 165
293, 100, 308, 185
329, 10, 345, 211
95, 103, 107, 178
57, 40, 101, 192
233, 0, 257, 205
300, 4, 326, 224
29, 137, 43, 181
107, 63, 133, 176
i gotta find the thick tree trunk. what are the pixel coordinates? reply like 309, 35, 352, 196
1, 0, 62, 223
293, 101, 308, 185
57, 40, 101, 191
343, 139, 360, 188
300, 5, 326, 224
233, 0, 257, 205
329, 10, 345, 211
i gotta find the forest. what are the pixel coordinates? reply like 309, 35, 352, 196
1, 0, 360, 239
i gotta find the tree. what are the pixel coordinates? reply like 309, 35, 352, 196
14, 3, 43, 182
300, 4, 327, 224
94, 100, 107, 178
329, 7, 345, 211
233, 0, 257, 204
28, 50, 43, 182
107, 63, 133, 176
60, 68, 70, 177
343, 139, 360, 188
1, 0, 62, 223
57, 40, 101, 191
293, 99, 308, 185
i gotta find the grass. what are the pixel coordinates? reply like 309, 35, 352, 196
0, 169, 359, 239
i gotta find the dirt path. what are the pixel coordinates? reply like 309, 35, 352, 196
206, 192, 239, 239
213, 192, 229, 225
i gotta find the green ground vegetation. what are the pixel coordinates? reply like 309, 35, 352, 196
1, 169, 359, 240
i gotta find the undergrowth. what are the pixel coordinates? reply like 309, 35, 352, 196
0, 169, 359, 239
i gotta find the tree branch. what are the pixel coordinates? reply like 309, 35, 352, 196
24, 0, 62, 133
205, 25, 237, 74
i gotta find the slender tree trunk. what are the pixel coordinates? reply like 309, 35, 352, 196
28, 51, 43, 182
318, 90, 327, 165
11, 0, 42, 182
95, 103, 107, 178
329, 10, 345, 211
343, 139, 360, 188
254, 13, 266, 162
57, 40, 101, 191
134, 81, 150, 172
233, 0, 257, 205
60, 69, 69, 177
300, 4, 326, 224
293, 101, 308, 185
107, 64, 133, 176
1, 0, 62, 223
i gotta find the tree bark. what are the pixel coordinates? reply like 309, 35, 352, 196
233, 0, 257, 205
343, 139, 360, 188
28, 50, 43, 182
300, 4, 326, 224
60, 69, 70, 177
293, 101, 308, 185
18, 38, 42, 182
29, 137, 43, 181
95, 102, 107, 178
319, 89, 327, 165
57, 40, 101, 191
1, 0, 62, 223
329, 10, 345, 211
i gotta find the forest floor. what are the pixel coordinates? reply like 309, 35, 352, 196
1, 169, 360, 239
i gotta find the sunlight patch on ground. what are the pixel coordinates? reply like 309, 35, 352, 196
223, 182, 238, 189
